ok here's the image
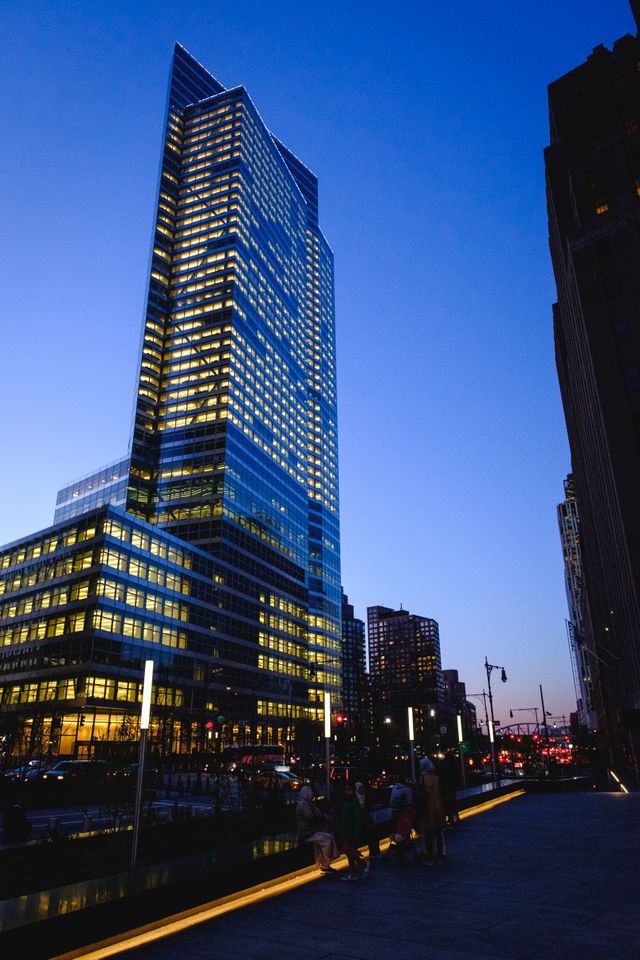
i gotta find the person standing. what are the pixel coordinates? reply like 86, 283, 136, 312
415, 757, 446, 865
355, 780, 381, 859
439, 752, 460, 826
336, 781, 368, 880
296, 785, 338, 873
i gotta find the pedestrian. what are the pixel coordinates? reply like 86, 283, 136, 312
336, 781, 368, 880
355, 780, 381, 859
296, 785, 338, 873
439, 752, 460, 826
3, 803, 32, 844
415, 757, 446, 865
388, 777, 414, 864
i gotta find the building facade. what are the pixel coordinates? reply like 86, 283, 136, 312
367, 605, 443, 741
556, 475, 596, 729
0, 45, 340, 759
441, 668, 477, 736
546, 13, 640, 761
340, 590, 367, 744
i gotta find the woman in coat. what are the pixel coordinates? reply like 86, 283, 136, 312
415, 757, 446, 865
296, 785, 338, 873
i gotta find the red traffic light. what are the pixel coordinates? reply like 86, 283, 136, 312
336, 714, 345, 724
205, 721, 214, 730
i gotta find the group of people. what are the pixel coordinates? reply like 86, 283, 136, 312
296, 756, 454, 880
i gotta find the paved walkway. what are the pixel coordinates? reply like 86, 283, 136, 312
112, 791, 640, 960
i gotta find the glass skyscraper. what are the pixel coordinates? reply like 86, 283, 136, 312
0, 45, 340, 758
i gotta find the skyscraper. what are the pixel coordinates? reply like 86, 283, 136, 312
546, 9, 640, 761
556, 475, 596, 729
341, 590, 367, 742
0, 45, 340, 759
367, 605, 443, 739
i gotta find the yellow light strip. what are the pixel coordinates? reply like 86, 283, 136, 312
610, 770, 629, 794
53, 789, 525, 960
51, 857, 348, 960
459, 789, 525, 820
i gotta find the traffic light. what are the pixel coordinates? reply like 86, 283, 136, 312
79, 715, 86, 727
216, 708, 226, 725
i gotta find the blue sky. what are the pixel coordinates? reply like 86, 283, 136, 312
2, 0, 635, 725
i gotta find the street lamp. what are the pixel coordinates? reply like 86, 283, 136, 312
407, 706, 416, 781
485, 657, 507, 786
130, 659, 154, 876
323, 691, 331, 801
456, 712, 466, 788
509, 707, 540, 733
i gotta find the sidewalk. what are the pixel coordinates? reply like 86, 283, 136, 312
105, 790, 640, 960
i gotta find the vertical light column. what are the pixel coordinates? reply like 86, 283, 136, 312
407, 706, 416, 782
324, 691, 331, 801
456, 712, 466, 788
130, 660, 154, 877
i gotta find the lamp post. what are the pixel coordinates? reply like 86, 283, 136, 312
130, 659, 154, 876
456, 712, 466, 788
509, 707, 540, 733
407, 706, 416, 781
485, 657, 507, 786
324, 691, 331, 801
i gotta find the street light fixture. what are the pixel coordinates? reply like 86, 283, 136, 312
407, 706, 416, 781
323, 691, 331, 800
485, 657, 508, 786
130, 659, 154, 876
509, 707, 540, 733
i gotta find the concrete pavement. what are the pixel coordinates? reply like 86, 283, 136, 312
103, 790, 640, 960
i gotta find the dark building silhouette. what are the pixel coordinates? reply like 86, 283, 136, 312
340, 590, 367, 744
441, 668, 477, 735
546, 9, 640, 761
367, 605, 443, 740
557, 475, 597, 729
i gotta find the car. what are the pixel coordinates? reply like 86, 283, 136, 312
40, 760, 108, 795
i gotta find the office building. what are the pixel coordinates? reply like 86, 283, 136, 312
367, 605, 443, 740
546, 8, 640, 760
0, 45, 340, 758
557, 475, 596, 729
441, 668, 477, 735
341, 590, 367, 742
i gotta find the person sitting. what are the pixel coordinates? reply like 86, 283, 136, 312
296, 785, 338, 873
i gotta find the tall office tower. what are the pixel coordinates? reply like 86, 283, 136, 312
441, 668, 477, 734
546, 11, 640, 761
367, 605, 443, 739
340, 590, 367, 743
557, 475, 596, 729
0, 45, 340, 759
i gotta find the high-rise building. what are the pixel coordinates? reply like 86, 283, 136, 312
441, 668, 477, 735
367, 605, 443, 739
0, 45, 340, 759
341, 590, 367, 743
546, 8, 640, 760
556, 475, 596, 729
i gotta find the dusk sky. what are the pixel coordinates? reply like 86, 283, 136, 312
2, 0, 635, 727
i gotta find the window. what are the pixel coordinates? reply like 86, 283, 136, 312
604, 276, 621, 301
614, 319, 632, 347
624, 366, 640, 393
